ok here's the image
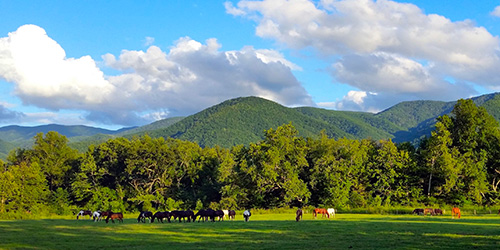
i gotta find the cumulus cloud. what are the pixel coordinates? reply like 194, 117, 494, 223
491, 6, 500, 17
0, 25, 312, 126
228, 0, 500, 112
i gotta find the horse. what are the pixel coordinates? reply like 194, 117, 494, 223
100, 211, 112, 220
228, 210, 236, 220
76, 210, 92, 220
327, 208, 336, 218
92, 211, 101, 222
105, 212, 124, 223
412, 208, 424, 215
193, 209, 215, 222
434, 208, 443, 215
451, 207, 461, 219
243, 210, 251, 222
151, 211, 171, 223
215, 210, 225, 221
296, 209, 303, 222
137, 211, 153, 223
171, 210, 193, 222
424, 208, 435, 216
313, 208, 329, 219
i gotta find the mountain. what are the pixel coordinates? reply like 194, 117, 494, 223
127, 93, 500, 148
2, 92, 500, 160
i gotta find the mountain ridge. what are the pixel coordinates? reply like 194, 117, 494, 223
1, 92, 500, 159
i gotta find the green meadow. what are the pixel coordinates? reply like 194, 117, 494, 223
1, 213, 499, 250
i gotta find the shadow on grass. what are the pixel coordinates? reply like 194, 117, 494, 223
0, 217, 499, 250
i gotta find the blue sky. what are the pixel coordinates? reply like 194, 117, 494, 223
1, 0, 500, 129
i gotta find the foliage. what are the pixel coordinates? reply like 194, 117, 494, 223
2, 99, 500, 214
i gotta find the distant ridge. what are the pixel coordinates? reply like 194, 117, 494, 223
1, 92, 500, 160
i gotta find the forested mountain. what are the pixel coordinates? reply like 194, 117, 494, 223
2, 92, 500, 158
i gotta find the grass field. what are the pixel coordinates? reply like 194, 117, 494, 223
1, 213, 499, 249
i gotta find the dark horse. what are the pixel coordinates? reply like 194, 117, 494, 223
105, 212, 124, 223
137, 211, 153, 223
296, 209, 303, 222
151, 211, 171, 223
76, 210, 92, 220
215, 210, 225, 221
228, 210, 236, 220
193, 209, 216, 222
434, 208, 443, 215
412, 208, 424, 215
171, 210, 194, 222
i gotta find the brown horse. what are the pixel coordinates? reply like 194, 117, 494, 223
434, 208, 443, 215
424, 208, 435, 216
296, 209, 303, 222
106, 212, 124, 223
313, 208, 329, 219
451, 207, 461, 219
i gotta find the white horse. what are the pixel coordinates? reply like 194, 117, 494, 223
222, 210, 229, 220
243, 210, 251, 222
327, 208, 336, 218
92, 211, 101, 222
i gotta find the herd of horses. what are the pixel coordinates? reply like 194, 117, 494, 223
412, 207, 464, 218
77, 206, 468, 224
77, 209, 243, 223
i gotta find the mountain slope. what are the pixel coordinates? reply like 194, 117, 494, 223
3, 93, 500, 160
129, 96, 397, 148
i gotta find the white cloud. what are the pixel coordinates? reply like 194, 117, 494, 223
491, 6, 500, 17
0, 25, 312, 126
229, 0, 500, 111
144, 36, 155, 46
0, 25, 114, 110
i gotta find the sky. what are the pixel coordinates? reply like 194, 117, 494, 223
1, 0, 500, 130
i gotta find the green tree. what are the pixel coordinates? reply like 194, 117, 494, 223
31, 132, 79, 191
241, 124, 310, 208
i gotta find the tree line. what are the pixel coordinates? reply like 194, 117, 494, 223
1, 99, 499, 216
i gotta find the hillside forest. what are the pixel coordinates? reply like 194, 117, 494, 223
1, 99, 500, 216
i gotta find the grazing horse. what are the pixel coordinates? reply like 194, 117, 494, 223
243, 210, 251, 222
327, 208, 336, 218
313, 208, 329, 219
92, 211, 101, 221
228, 210, 236, 220
151, 211, 171, 223
215, 210, 225, 221
100, 211, 112, 220
434, 209, 443, 215
193, 209, 215, 222
412, 208, 424, 215
296, 209, 303, 222
451, 207, 461, 219
424, 208, 435, 216
105, 212, 124, 223
137, 211, 153, 223
171, 210, 193, 222
76, 210, 92, 220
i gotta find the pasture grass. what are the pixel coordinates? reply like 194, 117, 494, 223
1, 213, 499, 249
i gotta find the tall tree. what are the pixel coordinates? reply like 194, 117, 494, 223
31, 132, 79, 191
